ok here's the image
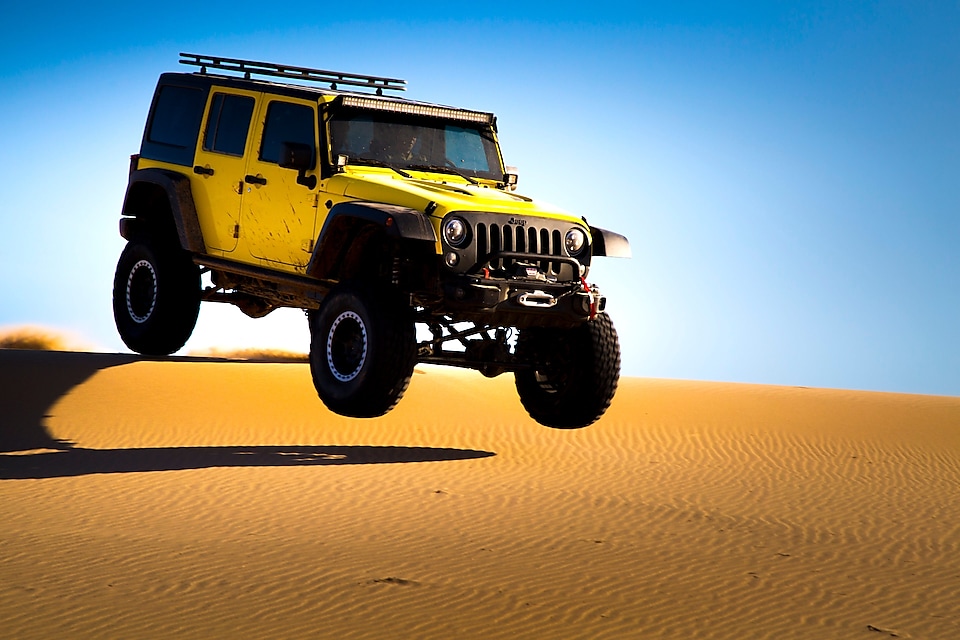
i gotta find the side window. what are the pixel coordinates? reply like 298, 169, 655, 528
142, 84, 208, 166
203, 93, 255, 156
259, 101, 316, 165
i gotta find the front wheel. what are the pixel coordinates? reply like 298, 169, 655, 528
514, 313, 621, 429
309, 284, 416, 418
112, 241, 200, 355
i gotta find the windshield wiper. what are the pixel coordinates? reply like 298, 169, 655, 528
350, 157, 413, 179
408, 163, 479, 185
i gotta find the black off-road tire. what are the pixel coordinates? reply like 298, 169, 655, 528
515, 313, 621, 429
309, 284, 416, 418
112, 241, 201, 355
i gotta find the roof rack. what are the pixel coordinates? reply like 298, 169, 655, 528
179, 53, 406, 95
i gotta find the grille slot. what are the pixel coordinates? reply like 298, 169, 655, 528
476, 222, 564, 275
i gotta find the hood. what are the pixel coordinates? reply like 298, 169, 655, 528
331, 169, 579, 223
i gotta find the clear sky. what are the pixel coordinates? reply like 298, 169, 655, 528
1, 2, 957, 395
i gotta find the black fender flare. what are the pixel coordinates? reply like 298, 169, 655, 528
590, 226, 631, 258
307, 201, 437, 280
120, 169, 205, 253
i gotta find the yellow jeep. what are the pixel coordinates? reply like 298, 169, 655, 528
114, 53, 630, 428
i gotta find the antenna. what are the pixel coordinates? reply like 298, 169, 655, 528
179, 53, 406, 95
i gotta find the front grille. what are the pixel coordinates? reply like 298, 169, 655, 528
442, 211, 590, 281
475, 222, 564, 275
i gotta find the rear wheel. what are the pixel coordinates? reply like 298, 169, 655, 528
309, 284, 416, 417
515, 313, 621, 428
112, 241, 200, 355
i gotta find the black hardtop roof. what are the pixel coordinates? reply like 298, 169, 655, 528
157, 71, 496, 123
160, 70, 340, 101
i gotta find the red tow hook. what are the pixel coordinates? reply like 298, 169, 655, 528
580, 276, 599, 319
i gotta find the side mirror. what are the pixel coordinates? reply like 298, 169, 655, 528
279, 142, 317, 189
279, 142, 313, 171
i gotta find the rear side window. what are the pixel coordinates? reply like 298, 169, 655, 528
141, 84, 208, 166
259, 101, 316, 165
203, 93, 255, 156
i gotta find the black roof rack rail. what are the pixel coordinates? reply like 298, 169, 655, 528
179, 53, 406, 95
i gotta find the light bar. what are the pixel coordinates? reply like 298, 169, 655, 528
340, 96, 494, 124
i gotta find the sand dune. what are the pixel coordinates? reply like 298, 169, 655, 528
2, 349, 959, 639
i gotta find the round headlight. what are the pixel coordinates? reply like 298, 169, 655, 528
443, 217, 468, 247
565, 228, 586, 256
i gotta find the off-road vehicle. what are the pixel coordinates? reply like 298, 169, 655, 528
113, 53, 631, 428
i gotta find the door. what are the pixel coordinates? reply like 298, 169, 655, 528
241, 98, 320, 270
192, 89, 259, 253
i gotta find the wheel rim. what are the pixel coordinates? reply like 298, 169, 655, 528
126, 259, 158, 324
326, 311, 367, 382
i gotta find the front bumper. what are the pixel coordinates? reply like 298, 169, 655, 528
439, 275, 605, 327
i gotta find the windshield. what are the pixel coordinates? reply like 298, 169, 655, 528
329, 107, 504, 181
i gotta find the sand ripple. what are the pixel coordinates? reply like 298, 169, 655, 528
2, 353, 959, 638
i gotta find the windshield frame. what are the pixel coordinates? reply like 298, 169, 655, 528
324, 103, 506, 182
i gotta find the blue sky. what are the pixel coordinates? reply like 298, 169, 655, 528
1, 2, 958, 394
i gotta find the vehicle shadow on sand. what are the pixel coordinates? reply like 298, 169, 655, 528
0, 444, 495, 480
0, 349, 495, 479
0, 349, 139, 453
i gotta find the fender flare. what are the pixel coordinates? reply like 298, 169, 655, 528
322, 201, 436, 242
307, 201, 437, 280
120, 169, 205, 253
590, 226, 631, 258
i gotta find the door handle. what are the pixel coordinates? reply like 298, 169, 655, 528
193, 165, 215, 176
244, 174, 267, 186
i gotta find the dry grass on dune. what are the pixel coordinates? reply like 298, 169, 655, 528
187, 347, 309, 362
0, 326, 75, 351
0, 325, 309, 362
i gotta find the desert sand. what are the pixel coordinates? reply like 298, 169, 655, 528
2, 348, 959, 639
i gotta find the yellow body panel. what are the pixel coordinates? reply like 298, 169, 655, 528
240, 97, 320, 271
140, 91, 323, 274
190, 87, 262, 253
